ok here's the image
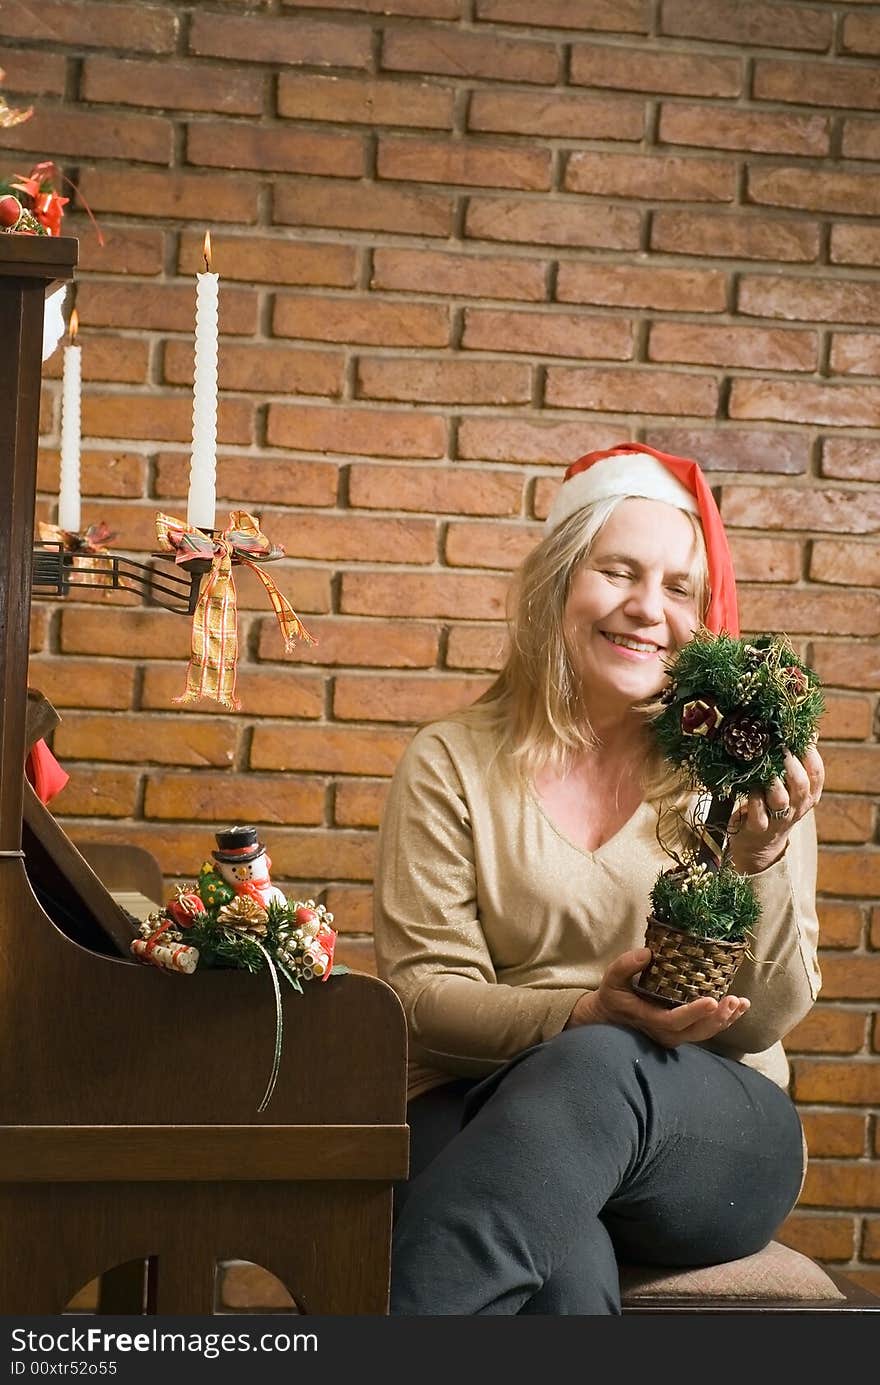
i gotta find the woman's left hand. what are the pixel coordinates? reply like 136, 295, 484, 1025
727, 742, 824, 876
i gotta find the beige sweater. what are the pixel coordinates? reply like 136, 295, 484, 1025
374, 717, 821, 1102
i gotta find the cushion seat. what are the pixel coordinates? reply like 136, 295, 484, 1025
620, 1240, 844, 1304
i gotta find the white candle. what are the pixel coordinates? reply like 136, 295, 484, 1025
58, 309, 82, 534
186, 230, 219, 531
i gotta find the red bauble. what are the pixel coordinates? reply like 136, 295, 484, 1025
0, 195, 23, 228
167, 890, 207, 929
295, 905, 319, 928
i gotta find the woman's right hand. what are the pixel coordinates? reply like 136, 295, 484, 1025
565, 948, 750, 1049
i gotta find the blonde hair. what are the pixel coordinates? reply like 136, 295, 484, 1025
460, 496, 709, 801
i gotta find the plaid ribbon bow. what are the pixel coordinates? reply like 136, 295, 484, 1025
156, 511, 315, 710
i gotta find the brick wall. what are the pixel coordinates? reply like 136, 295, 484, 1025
2, 0, 878, 1300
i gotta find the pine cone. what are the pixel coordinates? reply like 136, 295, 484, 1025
722, 711, 770, 762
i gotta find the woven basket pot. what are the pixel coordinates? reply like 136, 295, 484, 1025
632, 916, 747, 1008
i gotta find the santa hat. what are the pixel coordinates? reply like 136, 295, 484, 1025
544, 442, 739, 636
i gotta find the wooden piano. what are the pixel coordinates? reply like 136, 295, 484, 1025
0, 235, 408, 1314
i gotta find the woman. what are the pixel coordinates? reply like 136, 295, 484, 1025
374, 443, 823, 1315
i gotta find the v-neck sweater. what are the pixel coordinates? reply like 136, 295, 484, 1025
374, 717, 821, 1102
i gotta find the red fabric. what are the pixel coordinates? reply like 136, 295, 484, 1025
25, 738, 69, 805
564, 443, 740, 637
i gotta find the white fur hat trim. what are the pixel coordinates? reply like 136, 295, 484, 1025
544, 452, 699, 534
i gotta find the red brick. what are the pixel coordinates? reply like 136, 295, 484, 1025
778, 1215, 856, 1262
266, 403, 447, 459
740, 274, 880, 326
258, 616, 440, 668
727, 536, 801, 582
845, 1270, 880, 1295
283, 0, 461, 15
0, 1, 176, 52
458, 417, 621, 465
475, 0, 648, 31
81, 396, 253, 449
381, 27, 558, 84
818, 902, 865, 950
546, 366, 718, 417
729, 379, 880, 429
817, 853, 880, 899
260, 511, 436, 565
357, 357, 531, 406
38, 449, 146, 500
72, 225, 165, 277
0, 106, 171, 164
51, 768, 140, 820
468, 89, 643, 142
0, 46, 65, 95
556, 262, 726, 313
722, 486, 880, 535
821, 439, 880, 483
233, 566, 331, 616
251, 724, 411, 775
42, 336, 148, 387
341, 571, 509, 620
829, 333, 880, 378
275, 294, 449, 349
155, 454, 338, 510
373, 248, 547, 302
467, 197, 640, 252
799, 1111, 866, 1158
335, 779, 389, 829
334, 674, 489, 723
661, 0, 831, 51
649, 322, 816, 372
333, 938, 377, 973
144, 772, 325, 825
278, 73, 453, 128
378, 136, 550, 192
865, 1219, 880, 1261
216, 1263, 294, 1312
462, 308, 634, 360
810, 642, 880, 692
794, 1060, 880, 1105
830, 225, 880, 269
273, 178, 453, 237
872, 908, 880, 951
739, 588, 878, 637
75, 169, 260, 224
816, 797, 875, 845
321, 884, 372, 936
188, 11, 371, 68
650, 210, 819, 263
61, 608, 191, 660
644, 428, 810, 475
755, 60, 880, 110
565, 151, 734, 203
83, 57, 265, 114
445, 520, 539, 571
820, 696, 874, 741
79, 281, 257, 336
29, 608, 49, 655
179, 231, 357, 288
821, 747, 880, 795
28, 657, 134, 711
349, 464, 522, 517
54, 714, 238, 768
811, 539, 880, 586
786, 1007, 867, 1054
141, 666, 325, 720
660, 103, 828, 156
446, 625, 507, 671
570, 44, 742, 98
842, 11, 880, 54
164, 341, 344, 398
841, 117, 880, 161
188, 122, 364, 178
748, 166, 880, 215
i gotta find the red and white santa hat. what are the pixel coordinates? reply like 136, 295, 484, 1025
544, 442, 739, 636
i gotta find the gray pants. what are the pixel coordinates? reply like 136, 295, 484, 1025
392, 1023, 805, 1315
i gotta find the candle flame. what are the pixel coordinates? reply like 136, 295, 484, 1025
69, 309, 79, 343
203, 230, 212, 272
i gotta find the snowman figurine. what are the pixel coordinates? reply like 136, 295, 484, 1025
211, 825, 287, 912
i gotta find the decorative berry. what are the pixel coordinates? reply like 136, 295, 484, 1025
721, 712, 770, 762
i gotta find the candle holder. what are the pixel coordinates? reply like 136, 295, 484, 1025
32, 539, 203, 615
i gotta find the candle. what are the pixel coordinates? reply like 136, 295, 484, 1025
186, 230, 219, 531
57, 308, 81, 534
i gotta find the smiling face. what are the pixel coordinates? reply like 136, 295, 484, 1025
563, 497, 703, 722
